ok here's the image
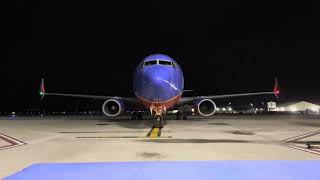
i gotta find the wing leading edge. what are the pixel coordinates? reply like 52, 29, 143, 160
39, 78, 138, 103
178, 78, 280, 106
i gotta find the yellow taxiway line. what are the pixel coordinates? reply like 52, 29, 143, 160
146, 128, 161, 138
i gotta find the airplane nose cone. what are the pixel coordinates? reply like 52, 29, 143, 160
142, 66, 179, 101
146, 71, 170, 92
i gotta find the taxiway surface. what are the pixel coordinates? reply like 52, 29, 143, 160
1, 114, 320, 178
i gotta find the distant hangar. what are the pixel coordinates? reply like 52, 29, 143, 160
276, 101, 320, 113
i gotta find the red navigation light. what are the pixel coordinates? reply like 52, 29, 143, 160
39, 78, 45, 99
273, 78, 280, 98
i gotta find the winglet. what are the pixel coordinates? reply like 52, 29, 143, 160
39, 78, 45, 100
273, 77, 280, 99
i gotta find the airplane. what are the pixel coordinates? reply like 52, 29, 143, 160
39, 53, 279, 128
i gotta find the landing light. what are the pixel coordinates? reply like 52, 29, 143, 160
222, 107, 226, 111
228, 107, 232, 111
172, 110, 178, 113
216, 108, 220, 111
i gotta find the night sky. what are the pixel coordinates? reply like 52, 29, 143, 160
2, 1, 320, 112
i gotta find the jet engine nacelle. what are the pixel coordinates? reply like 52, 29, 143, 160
195, 99, 216, 116
102, 99, 124, 116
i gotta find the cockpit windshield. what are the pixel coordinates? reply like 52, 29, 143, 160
159, 60, 172, 66
144, 60, 157, 67
144, 60, 173, 67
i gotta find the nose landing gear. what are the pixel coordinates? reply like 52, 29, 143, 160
150, 105, 167, 128
153, 115, 166, 128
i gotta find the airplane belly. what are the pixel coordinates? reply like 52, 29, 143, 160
137, 93, 182, 109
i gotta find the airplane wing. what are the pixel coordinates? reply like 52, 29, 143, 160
177, 78, 279, 106
39, 78, 139, 104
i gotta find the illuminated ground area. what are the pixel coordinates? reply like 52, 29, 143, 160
1, 114, 320, 178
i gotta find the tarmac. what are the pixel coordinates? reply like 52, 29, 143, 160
1, 114, 320, 178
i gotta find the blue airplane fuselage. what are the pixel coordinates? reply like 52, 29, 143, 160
133, 54, 184, 109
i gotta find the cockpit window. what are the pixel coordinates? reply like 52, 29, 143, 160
159, 60, 172, 66
143, 60, 173, 67
144, 60, 157, 67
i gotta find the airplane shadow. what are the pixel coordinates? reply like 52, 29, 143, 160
226, 130, 255, 135
99, 118, 153, 129
137, 139, 252, 144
